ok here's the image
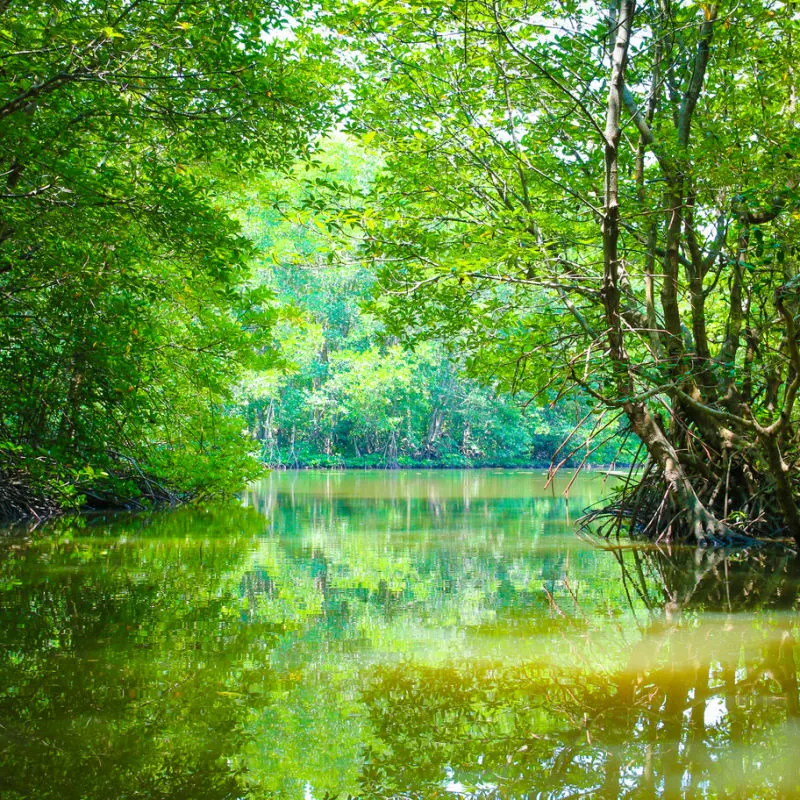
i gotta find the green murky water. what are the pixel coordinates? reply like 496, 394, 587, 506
1, 469, 799, 799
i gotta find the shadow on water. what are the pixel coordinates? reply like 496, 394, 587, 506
357, 548, 800, 800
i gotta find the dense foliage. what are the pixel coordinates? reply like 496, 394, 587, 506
0, 0, 333, 517
0, 1, 629, 520
5, 0, 799, 542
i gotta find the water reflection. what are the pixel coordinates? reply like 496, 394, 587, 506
0, 471, 798, 799
0, 504, 277, 800
360, 547, 800, 799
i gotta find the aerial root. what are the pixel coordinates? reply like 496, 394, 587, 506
577, 471, 795, 552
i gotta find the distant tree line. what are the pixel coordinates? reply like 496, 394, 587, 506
233, 141, 635, 470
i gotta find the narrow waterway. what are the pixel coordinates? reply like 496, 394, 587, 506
1, 470, 798, 798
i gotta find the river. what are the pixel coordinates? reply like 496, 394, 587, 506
0, 469, 798, 798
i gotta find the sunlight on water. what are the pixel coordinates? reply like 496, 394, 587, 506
1, 470, 799, 799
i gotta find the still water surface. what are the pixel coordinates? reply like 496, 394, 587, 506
1, 470, 799, 799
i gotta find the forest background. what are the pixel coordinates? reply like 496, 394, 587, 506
236, 137, 631, 471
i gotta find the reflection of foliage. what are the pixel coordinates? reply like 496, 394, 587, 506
0, 505, 278, 800
359, 648, 800, 799
241, 471, 625, 642
616, 544, 800, 615
0, 472, 620, 799
356, 550, 800, 800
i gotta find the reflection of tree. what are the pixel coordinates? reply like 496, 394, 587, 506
0, 475, 619, 799
357, 550, 800, 799
9, 475, 799, 799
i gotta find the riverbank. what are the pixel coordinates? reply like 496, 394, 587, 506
261, 454, 629, 471
0, 465, 181, 525
0, 447, 195, 525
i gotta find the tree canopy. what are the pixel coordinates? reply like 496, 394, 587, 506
318, 0, 800, 544
3, 0, 800, 544
0, 0, 334, 515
